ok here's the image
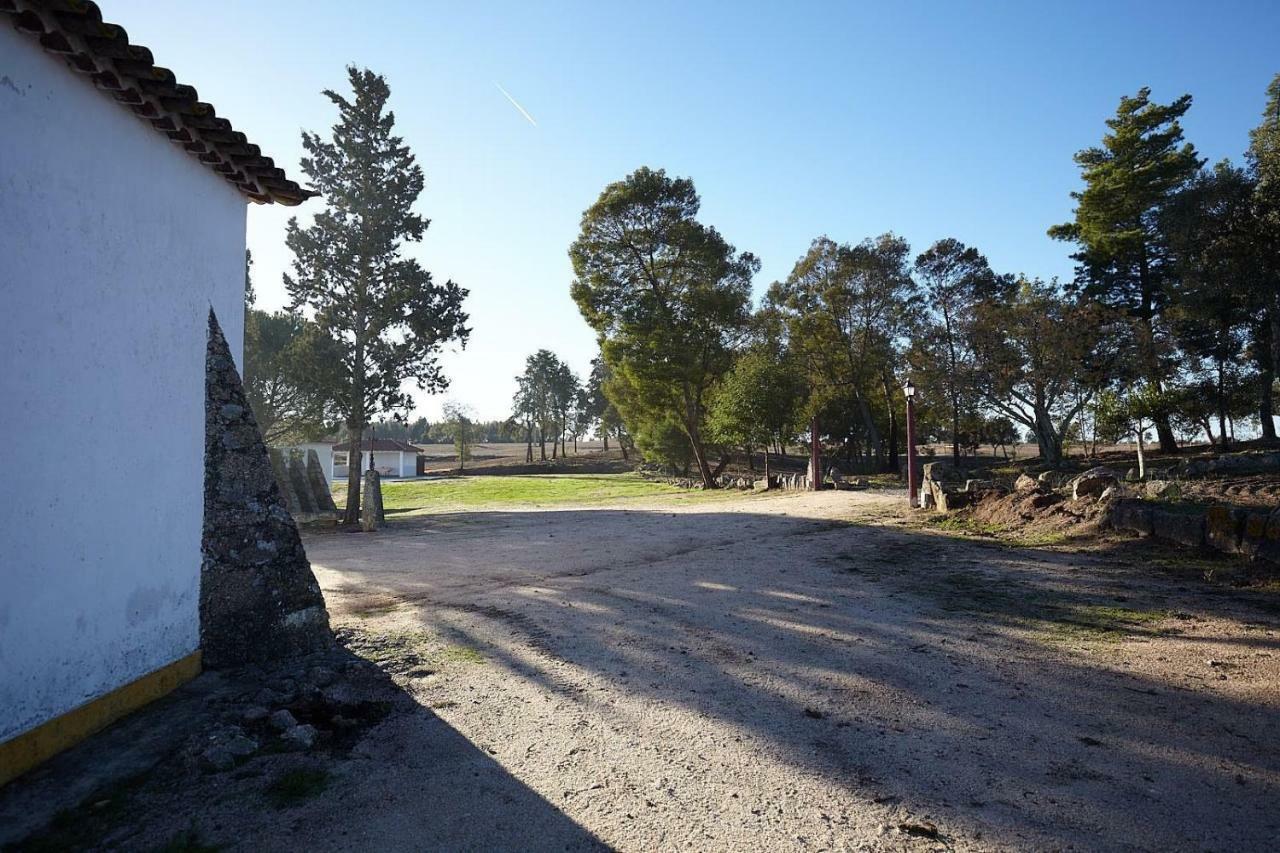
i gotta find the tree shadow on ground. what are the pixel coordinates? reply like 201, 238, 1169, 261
0, 643, 608, 851
318, 505, 1280, 850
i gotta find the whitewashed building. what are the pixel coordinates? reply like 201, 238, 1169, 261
332, 438, 423, 480
0, 1, 313, 783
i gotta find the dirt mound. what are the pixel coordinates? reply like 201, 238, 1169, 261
968, 487, 1108, 541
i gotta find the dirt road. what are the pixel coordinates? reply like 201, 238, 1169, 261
296, 489, 1280, 851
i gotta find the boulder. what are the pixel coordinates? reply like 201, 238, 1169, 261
281, 724, 318, 751
1124, 467, 1141, 483
1205, 505, 1247, 555
269, 709, 298, 731
1037, 470, 1070, 489
1014, 473, 1039, 492
1143, 480, 1181, 500
1070, 467, 1120, 501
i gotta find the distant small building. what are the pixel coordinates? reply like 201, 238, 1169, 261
332, 438, 422, 480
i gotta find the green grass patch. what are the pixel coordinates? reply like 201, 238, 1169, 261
927, 570, 1166, 645
1040, 604, 1168, 643
265, 767, 331, 810
926, 514, 1070, 549
335, 473, 740, 516
436, 645, 485, 665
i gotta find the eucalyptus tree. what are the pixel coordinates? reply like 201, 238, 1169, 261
767, 234, 917, 471
968, 278, 1112, 466
913, 238, 1003, 464
285, 66, 469, 525
570, 167, 757, 487
1049, 87, 1204, 453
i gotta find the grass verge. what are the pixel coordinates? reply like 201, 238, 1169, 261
333, 473, 743, 515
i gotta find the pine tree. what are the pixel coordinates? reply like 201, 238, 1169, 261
285, 67, 469, 526
1248, 74, 1280, 440
1049, 88, 1204, 453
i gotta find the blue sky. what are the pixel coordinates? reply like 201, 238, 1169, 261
108, 0, 1280, 421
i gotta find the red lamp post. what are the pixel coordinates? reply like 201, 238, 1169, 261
904, 379, 918, 507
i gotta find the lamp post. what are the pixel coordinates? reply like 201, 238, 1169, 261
904, 379, 918, 507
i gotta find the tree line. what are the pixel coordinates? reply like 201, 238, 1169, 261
568, 77, 1280, 488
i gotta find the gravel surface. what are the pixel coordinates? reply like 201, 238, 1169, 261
6, 490, 1277, 851
299, 490, 1280, 851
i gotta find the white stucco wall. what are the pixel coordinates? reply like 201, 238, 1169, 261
0, 27, 248, 743
278, 443, 334, 487
334, 450, 417, 480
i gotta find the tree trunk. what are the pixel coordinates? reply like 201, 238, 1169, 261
952, 396, 961, 466
1262, 365, 1277, 441
343, 423, 362, 526
603, 434, 610, 452
881, 374, 899, 474
1136, 420, 1147, 480
687, 424, 715, 488
539, 427, 547, 461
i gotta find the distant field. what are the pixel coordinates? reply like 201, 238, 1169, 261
332, 472, 736, 516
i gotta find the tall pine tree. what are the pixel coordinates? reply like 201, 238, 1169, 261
1249, 73, 1280, 441
1049, 88, 1203, 453
286, 67, 469, 526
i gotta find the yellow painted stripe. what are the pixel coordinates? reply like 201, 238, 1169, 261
0, 650, 202, 786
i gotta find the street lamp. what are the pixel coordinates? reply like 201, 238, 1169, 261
903, 379, 919, 508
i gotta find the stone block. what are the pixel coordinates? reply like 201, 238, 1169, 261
1108, 500, 1153, 536
1240, 511, 1274, 559
1151, 507, 1205, 550
361, 469, 385, 532
1205, 505, 1247, 555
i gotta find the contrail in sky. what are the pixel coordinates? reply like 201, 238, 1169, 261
494, 81, 538, 127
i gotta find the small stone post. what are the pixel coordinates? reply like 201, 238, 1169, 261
361, 468, 385, 532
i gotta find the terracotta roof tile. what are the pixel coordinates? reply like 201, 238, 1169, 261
331, 439, 423, 453
3, 0, 316, 205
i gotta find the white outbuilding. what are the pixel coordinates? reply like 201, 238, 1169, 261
0, 0, 314, 783
332, 438, 423, 480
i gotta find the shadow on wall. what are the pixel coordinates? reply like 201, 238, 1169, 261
322, 507, 1280, 850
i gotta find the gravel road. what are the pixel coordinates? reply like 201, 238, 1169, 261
292, 489, 1280, 851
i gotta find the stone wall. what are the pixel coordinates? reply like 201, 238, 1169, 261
201, 311, 333, 669
1106, 499, 1280, 567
